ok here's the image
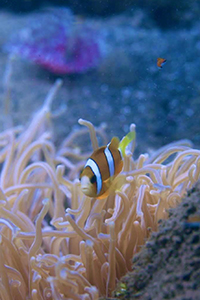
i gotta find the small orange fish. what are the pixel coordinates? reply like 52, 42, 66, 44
157, 58, 167, 68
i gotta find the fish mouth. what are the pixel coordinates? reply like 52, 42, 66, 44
81, 185, 92, 196
81, 176, 93, 196
81, 186, 90, 193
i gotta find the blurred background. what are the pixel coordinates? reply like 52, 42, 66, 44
0, 0, 200, 154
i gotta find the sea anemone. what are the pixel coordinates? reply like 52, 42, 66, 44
0, 77, 200, 299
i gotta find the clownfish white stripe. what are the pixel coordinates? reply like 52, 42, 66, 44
104, 146, 115, 177
85, 158, 102, 195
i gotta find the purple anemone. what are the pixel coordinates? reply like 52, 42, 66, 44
5, 8, 103, 74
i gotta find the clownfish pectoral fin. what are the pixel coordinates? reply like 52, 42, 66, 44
110, 174, 126, 192
96, 189, 110, 199
119, 131, 136, 157
100, 175, 127, 199
103, 177, 114, 189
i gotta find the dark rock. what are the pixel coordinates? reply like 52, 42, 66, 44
194, 245, 200, 256
190, 258, 200, 270
123, 182, 200, 299
191, 234, 200, 244
182, 271, 192, 281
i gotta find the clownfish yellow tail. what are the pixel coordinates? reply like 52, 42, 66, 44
119, 131, 136, 157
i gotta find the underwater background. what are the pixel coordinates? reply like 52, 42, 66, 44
1, 0, 200, 155
0, 1, 200, 299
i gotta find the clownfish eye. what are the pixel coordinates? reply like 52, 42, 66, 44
90, 175, 97, 184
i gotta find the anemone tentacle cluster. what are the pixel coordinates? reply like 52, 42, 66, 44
0, 80, 199, 299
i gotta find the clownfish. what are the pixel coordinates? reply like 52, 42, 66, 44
80, 131, 135, 199
157, 58, 167, 68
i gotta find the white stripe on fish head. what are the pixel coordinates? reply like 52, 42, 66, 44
85, 158, 102, 196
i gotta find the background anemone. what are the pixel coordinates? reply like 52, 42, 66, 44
4, 8, 104, 74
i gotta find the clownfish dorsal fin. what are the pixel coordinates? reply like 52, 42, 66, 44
109, 137, 120, 150
119, 131, 136, 157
